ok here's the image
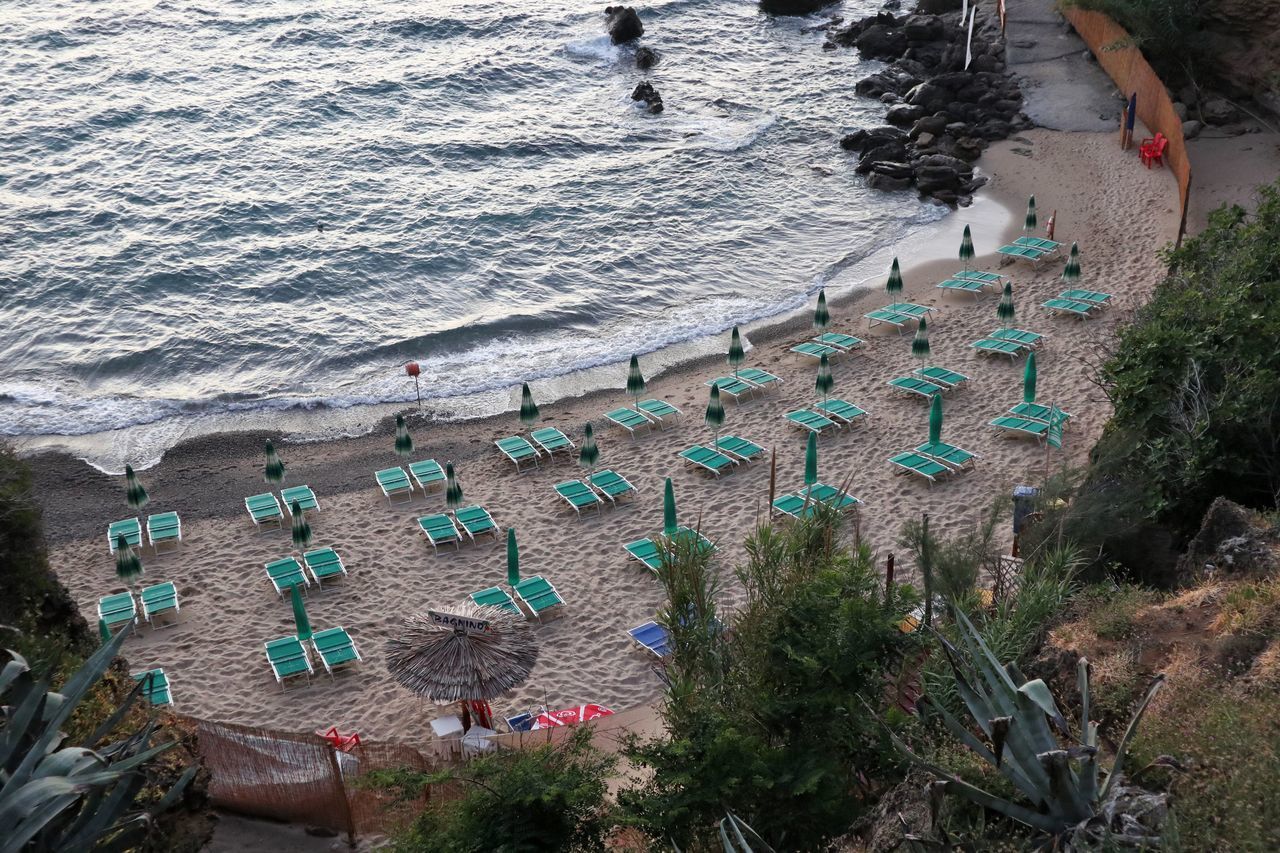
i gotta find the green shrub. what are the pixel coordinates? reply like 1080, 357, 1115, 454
1075, 582, 1160, 641
1067, 0, 1208, 87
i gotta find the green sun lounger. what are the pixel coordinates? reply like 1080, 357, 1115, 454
813, 332, 863, 352
971, 338, 1027, 359
470, 586, 522, 615
864, 308, 916, 329
990, 415, 1050, 439
408, 459, 445, 492
1009, 402, 1072, 423
791, 341, 840, 360
588, 469, 637, 502
133, 669, 172, 707
140, 581, 179, 626
624, 537, 663, 572
1014, 236, 1062, 254
531, 427, 575, 456
456, 505, 499, 541
108, 517, 142, 553
513, 575, 565, 621
680, 445, 738, 476
714, 434, 765, 462
889, 451, 952, 484
145, 512, 182, 551
801, 482, 862, 510
281, 485, 319, 515
813, 399, 869, 426
888, 376, 946, 398
265, 636, 313, 687
265, 557, 309, 597
914, 366, 970, 388
772, 493, 818, 519
990, 328, 1044, 348
605, 407, 654, 436
311, 627, 362, 676
915, 440, 980, 471
706, 377, 758, 402
374, 467, 414, 503
1043, 298, 1097, 318
555, 480, 603, 516
785, 409, 839, 433
98, 592, 136, 633
1060, 288, 1112, 305
896, 303, 934, 318
638, 398, 683, 422
737, 367, 783, 390
417, 513, 461, 551
937, 277, 987, 295
245, 493, 284, 529
997, 244, 1046, 264
954, 270, 1005, 283
495, 436, 541, 470
303, 547, 347, 586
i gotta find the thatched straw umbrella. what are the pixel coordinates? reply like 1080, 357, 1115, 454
386, 602, 538, 731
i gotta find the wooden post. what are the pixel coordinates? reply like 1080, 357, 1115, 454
885, 552, 896, 608
767, 447, 777, 517
921, 513, 933, 629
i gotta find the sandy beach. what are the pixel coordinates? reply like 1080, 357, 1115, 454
33, 128, 1182, 742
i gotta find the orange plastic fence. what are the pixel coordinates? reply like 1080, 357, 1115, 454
1061, 8, 1192, 242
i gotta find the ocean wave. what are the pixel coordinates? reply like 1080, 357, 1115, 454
562, 35, 621, 64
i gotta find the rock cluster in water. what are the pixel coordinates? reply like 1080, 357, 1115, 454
604, 6, 663, 106
631, 81, 665, 113
827, 9, 1028, 205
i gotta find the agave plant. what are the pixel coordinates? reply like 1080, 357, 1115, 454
0, 627, 196, 851
891, 609, 1170, 851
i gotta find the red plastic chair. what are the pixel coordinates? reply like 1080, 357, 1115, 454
1139, 133, 1167, 168
317, 726, 362, 752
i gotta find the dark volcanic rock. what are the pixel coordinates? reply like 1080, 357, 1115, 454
885, 103, 925, 126
760, 0, 835, 15
604, 6, 643, 44
631, 81, 664, 113
902, 14, 944, 43
909, 114, 948, 138
868, 172, 914, 191
856, 24, 909, 60
839, 125, 908, 152
634, 46, 658, 69
916, 0, 962, 10
857, 141, 909, 172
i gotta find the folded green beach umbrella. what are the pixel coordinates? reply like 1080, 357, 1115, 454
579, 423, 598, 471
290, 582, 312, 642
813, 289, 830, 332
291, 500, 312, 549
911, 315, 931, 366
519, 382, 539, 427
705, 382, 725, 444
815, 353, 833, 402
115, 535, 142, 583
663, 477, 677, 539
959, 225, 974, 272
997, 281, 1016, 328
395, 415, 414, 458
728, 326, 745, 379
886, 257, 903, 309
1024, 351, 1038, 404
264, 440, 285, 484
124, 464, 149, 510
507, 527, 520, 587
929, 393, 943, 446
1062, 242, 1081, 285
98, 618, 111, 645
626, 355, 646, 409
1025, 195, 1037, 234
804, 431, 818, 487
445, 462, 463, 510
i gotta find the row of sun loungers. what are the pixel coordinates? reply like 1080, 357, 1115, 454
997, 236, 1064, 266
107, 512, 183, 553
495, 427, 578, 471
1043, 289, 1113, 318
625, 526, 715, 574
98, 582, 181, 633
772, 482, 862, 518
791, 332, 864, 360
553, 469, 639, 515
417, 506, 500, 551
469, 576, 566, 622
245, 485, 320, 527
677, 433, 767, 478
865, 302, 934, 330
265, 627, 362, 687
784, 399, 869, 435
264, 548, 349, 596
705, 367, 783, 403
936, 269, 1007, 295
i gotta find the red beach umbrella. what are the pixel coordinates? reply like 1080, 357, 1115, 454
532, 704, 615, 729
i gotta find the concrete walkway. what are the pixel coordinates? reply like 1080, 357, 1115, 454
1002, 0, 1124, 131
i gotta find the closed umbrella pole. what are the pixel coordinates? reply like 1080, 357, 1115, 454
98, 618, 111, 645
813, 289, 830, 333
519, 382, 540, 428
911, 315, 931, 367
727, 326, 745, 380
663, 477, 676, 539
1024, 351, 1038, 404
959, 225, 975, 272
705, 382, 725, 447
626, 355, 646, 411
115, 535, 142, 584
1062, 242, 1081, 285
264, 440, 285, 484
445, 462, 463, 511
814, 353, 833, 403
291, 500, 312, 550
291, 582, 312, 642
804, 431, 818, 487
507, 527, 520, 587
997, 281, 1015, 328
124, 464, 149, 510
1025, 195, 1037, 234
886, 257, 903, 311
579, 423, 598, 472
929, 393, 943, 446
395, 415, 414, 458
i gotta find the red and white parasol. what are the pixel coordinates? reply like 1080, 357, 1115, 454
532, 704, 614, 729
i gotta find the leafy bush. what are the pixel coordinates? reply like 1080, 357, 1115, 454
1067, 0, 1208, 86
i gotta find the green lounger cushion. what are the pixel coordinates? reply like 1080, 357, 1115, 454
1060, 288, 1112, 304
814, 332, 863, 350
954, 270, 1005, 283
705, 377, 757, 400
145, 512, 181, 547
916, 441, 979, 469
265, 636, 312, 682
1014, 236, 1061, 253
140, 582, 178, 621
605, 407, 653, 432
896, 303, 933, 318
589, 469, 636, 500
625, 537, 663, 572
990, 328, 1044, 347
800, 482, 862, 510
312, 627, 361, 672
281, 486, 318, 514
408, 459, 445, 490
791, 341, 839, 359
889, 451, 952, 482
971, 338, 1026, 356
888, 376, 945, 397
304, 548, 347, 583
514, 575, 564, 616
680, 445, 737, 474
245, 493, 283, 523
786, 409, 838, 432
374, 467, 413, 496
864, 308, 914, 327
1043, 298, 1096, 316
133, 669, 171, 706
417, 514, 461, 547
456, 505, 498, 538
737, 367, 782, 388
638, 398, 681, 419
107, 518, 142, 552
531, 427, 574, 454
990, 415, 1050, 437
98, 592, 136, 629
915, 366, 969, 387
937, 278, 985, 293
714, 434, 765, 462
495, 436, 540, 465
1009, 402, 1072, 422
555, 480, 601, 512
265, 557, 308, 594
471, 586, 522, 615
997, 244, 1045, 261
814, 399, 868, 424
772, 493, 813, 518
670, 526, 715, 554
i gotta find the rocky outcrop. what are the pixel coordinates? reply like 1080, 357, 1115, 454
1201, 0, 1280, 117
634, 45, 658, 69
631, 81, 664, 113
604, 6, 643, 44
1175, 498, 1279, 584
759, 0, 836, 16
829, 8, 1025, 204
